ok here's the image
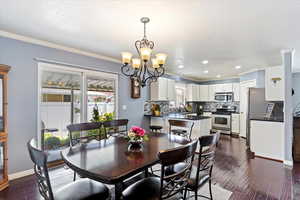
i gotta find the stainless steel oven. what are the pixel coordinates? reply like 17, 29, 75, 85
212, 114, 231, 134
214, 92, 233, 102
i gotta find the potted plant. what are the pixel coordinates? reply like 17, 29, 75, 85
126, 126, 148, 151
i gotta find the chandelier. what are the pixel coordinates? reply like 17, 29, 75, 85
121, 17, 167, 87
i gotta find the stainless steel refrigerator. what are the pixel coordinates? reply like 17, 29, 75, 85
246, 88, 269, 147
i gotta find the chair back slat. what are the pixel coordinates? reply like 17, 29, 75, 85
103, 119, 129, 137
168, 119, 194, 140
27, 139, 54, 200
67, 122, 103, 146
158, 140, 198, 199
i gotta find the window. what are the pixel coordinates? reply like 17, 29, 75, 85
38, 62, 118, 162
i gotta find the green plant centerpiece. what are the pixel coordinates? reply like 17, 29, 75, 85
126, 126, 148, 152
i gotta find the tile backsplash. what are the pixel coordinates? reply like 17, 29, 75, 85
144, 100, 240, 115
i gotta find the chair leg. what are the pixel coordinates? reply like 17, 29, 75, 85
194, 190, 198, 200
73, 172, 76, 181
183, 188, 188, 200
209, 179, 213, 200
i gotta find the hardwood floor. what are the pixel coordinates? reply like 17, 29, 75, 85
0, 135, 296, 200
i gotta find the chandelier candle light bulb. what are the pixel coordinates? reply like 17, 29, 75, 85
151, 58, 160, 68
156, 53, 167, 65
132, 58, 141, 69
140, 48, 152, 61
121, 52, 132, 64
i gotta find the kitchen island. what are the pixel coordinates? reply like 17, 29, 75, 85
145, 113, 211, 139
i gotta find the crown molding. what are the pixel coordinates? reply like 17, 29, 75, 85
0, 30, 120, 64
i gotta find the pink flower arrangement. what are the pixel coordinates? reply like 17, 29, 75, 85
127, 126, 148, 142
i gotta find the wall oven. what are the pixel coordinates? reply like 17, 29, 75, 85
212, 114, 231, 134
215, 92, 233, 102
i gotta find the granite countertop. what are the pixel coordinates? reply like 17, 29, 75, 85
144, 113, 211, 121
250, 116, 284, 122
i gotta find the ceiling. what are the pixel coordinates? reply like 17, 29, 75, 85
1, 0, 300, 80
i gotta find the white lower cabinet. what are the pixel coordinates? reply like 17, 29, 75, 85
250, 120, 284, 161
231, 114, 240, 134
203, 112, 212, 130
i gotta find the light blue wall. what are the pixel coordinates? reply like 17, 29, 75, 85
240, 70, 265, 88
0, 36, 149, 174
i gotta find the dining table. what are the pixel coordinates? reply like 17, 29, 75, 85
61, 132, 190, 200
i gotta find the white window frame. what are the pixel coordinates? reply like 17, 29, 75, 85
37, 62, 119, 147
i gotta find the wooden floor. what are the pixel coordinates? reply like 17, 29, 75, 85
0, 135, 297, 200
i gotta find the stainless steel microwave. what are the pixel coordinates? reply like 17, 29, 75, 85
214, 92, 233, 102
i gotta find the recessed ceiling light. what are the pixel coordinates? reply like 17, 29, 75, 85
203, 70, 209, 74
235, 65, 241, 69
178, 65, 184, 69
202, 60, 208, 65
216, 74, 221, 78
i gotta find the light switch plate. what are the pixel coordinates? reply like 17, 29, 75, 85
122, 105, 127, 110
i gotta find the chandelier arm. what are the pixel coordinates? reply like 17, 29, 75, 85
121, 64, 135, 77
135, 40, 141, 55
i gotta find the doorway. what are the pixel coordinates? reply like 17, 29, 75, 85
240, 80, 256, 138
38, 62, 118, 162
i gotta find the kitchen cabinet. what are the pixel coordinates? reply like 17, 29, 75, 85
186, 84, 200, 101
208, 85, 216, 101
199, 85, 209, 101
250, 120, 284, 161
215, 83, 233, 93
265, 66, 284, 101
231, 113, 240, 134
167, 79, 176, 101
232, 83, 240, 101
150, 77, 175, 101
203, 112, 212, 130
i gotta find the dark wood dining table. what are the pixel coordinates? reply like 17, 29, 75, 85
61, 132, 189, 200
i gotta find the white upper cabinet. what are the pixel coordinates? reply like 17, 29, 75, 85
186, 84, 200, 101
232, 83, 240, 101
186, 84, 193, 101
167, 79, 176, 101
192, 84, 200, 101
208, 85, 216, 101
199, 85, 209, 101
215, 83, 233, 93
150, 77, 168, 101
265, 66, 284, 101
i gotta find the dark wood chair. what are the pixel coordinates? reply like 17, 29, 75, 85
67, 122, 103, 147
66, 122, 103, 180
27, 139, 110, 200
169, 119, 194, 140
103, 119, 129, 137
122, 139, 198, 200
183, 133, 220, 200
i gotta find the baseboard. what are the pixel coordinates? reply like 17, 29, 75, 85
283, 160, 293, 166
8, 169, 34, 180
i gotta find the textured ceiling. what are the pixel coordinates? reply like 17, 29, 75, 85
1, 0, 300, 80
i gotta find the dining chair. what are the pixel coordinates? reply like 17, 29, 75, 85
122, 139, 198, 200
103, 119, 129, 137
66, 122, 103, 180
27, 138, 110, 200
183, 133, 220, 200
169, 119, 194, 140
67, 122, 103, 147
